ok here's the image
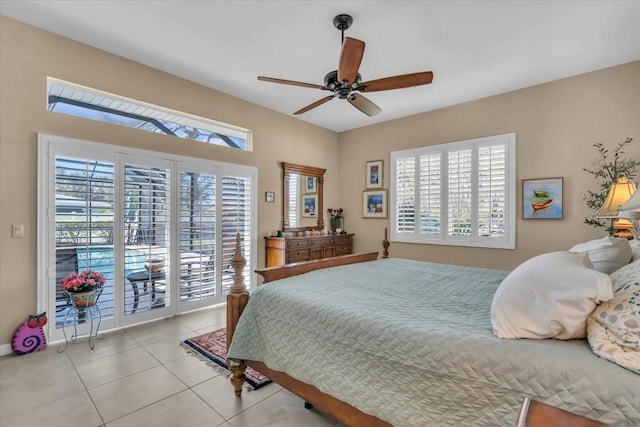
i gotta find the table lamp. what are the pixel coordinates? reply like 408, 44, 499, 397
596, 177, 637, 239
619, 182, 640, 239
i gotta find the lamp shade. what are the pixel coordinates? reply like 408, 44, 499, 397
596, 177, 637, 218
619, 185, 640, 211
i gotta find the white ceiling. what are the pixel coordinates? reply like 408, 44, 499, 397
2, 1, 640, 133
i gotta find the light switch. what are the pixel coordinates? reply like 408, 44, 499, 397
12, 224, 24, 238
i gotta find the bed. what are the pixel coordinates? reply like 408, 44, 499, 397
225, 232, 640, 426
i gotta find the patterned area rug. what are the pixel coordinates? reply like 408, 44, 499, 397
181, 327, 272, 389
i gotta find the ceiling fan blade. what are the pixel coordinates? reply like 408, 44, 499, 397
294, 96, 334, 115
359, 71, 433, 92
258, 76, 330, 91
347, 93, 381, 117
337, 37, 365, 85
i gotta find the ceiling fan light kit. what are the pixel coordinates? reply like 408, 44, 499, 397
258, 14, 433, 117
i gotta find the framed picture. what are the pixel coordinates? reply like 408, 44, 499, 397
522, 177, 563, 219
265, 191, 275, 203
363, 190, 388, 218
302, 194, 318, 217
304, 176, 317, 194
365, 160, 383, 189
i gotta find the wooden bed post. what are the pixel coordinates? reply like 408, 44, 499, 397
226, 233, 249, 397
382, 227, 390, 259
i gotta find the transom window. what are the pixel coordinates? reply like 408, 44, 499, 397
390, 133, 516, 249
47, 77, 251, 151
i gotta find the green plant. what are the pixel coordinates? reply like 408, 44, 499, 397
583, 138, 638, 235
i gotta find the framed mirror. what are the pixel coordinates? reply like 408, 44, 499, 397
281, 162, 325, 233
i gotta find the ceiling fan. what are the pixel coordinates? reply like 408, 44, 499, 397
257, 14, 434, 117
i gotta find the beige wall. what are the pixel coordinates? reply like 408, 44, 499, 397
1, 15, 639, 346
0, 16, 338, 345
339, 61, 640, 269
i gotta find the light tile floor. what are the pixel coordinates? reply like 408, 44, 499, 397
0, 305, 343, 427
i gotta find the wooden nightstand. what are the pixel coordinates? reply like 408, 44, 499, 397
516, 398, 606, 427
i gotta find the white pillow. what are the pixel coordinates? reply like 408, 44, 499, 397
491, 251, 613, 340
569, 236, 632, 274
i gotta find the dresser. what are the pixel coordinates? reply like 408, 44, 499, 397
264, 234, 354, 267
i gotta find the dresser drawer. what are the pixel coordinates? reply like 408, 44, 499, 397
287, 239, 310, 249
335, 235, 352, 245
335, 245, 352, 256
309, 237, 335, 247
287, 249, 310, 262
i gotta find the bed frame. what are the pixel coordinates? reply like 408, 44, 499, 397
225, 229, 392, 427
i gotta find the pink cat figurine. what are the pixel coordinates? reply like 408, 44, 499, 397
11, 312, 48, 355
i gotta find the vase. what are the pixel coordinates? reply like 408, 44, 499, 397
68, 290, 98, 309
331, 217, 342, 233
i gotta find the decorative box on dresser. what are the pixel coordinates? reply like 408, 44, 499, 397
264, 234, 354, 267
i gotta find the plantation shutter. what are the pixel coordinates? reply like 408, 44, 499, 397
447, 149, 473, 237
390, 133, 515, 248
220, 174, 253, 294
477, 144, 506, 238
288, 175, 298, 227
123, 163, 171, 314
419, 153, 442, 235
41, 134, 258, 341
54, 156, 115, 327
179, 171, 217, 302
394, 156, 416, 234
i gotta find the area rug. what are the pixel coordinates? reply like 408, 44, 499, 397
181, 327, 272, 390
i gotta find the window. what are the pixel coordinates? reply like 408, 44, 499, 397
47, 78, 251, 151
38, 134, 256, 342
391, 133, 516, 249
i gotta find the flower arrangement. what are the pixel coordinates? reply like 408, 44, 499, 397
61, 270, 106, 293
328, 208, 344, 233
327, 208, 343, 219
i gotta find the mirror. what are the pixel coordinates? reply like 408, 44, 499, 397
281, 162, 325, 233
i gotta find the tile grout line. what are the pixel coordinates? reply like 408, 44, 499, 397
66, 348, 107, 426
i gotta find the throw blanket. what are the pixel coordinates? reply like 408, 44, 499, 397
228, 258, 640, 426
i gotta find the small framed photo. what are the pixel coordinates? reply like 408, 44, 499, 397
363, 190, 388, 218
265, 191, 275, 203
365, 160, 383, 189
522, 177, 563, 219
305, 176, 317, 194
302, 194, 318, 217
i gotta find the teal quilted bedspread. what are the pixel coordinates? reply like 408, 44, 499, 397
228, 258, 639, 426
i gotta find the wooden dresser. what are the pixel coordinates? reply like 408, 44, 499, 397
264, 234, 354, 267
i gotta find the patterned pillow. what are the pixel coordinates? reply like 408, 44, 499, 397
587, 259, 640, 374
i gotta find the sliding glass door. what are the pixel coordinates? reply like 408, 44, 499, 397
120, 156, 173, 325
176, 163, 253, 313
39, 134, 256, 342
52, 154, 117, 338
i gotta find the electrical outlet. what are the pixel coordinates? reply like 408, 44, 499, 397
12, 224, 24, 238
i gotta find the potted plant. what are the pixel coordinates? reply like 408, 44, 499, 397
61, 269, 106, 308
583, 138, 638, 235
